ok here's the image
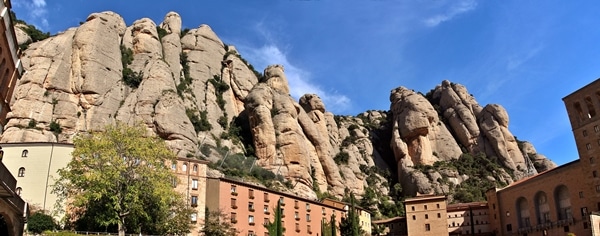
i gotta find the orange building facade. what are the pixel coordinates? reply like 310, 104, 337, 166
404, 194, 448, 236
0, 0, 23, 131
206, 177, 345, 236
170, 157, 209, 235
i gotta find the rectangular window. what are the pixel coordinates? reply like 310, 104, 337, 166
322, 207, 326, 215
591, 157, 595, 164
294, 200, 299, 209
425, 214, 428, 219
584, 130, 588, 136
306, 203, 311, 211
231, 212, 237, 223
424, 205, 428, 210
506, 224, 512, 232
249, 202, 255, 211
264, 205, 269, 213
412, 215, 416, 220
306, 214, 311, 222
191, 196, 198, 207
295, 223, 300, 232
425, 223, 430, 231
249, 189, 254, 199
436, 204, 440, 209
307, 225, 312, 233
231, 198, 237, 209
191, 213, 197, 222
596, 185, 600, 193
595, 125, 599, 132
264, 193, 269, 202
437, 213, 441, 218
582, 207, 588, 216
248, 231, 255, 236
580, 191, 584, 198
231, 185, 237, 193
264, 218, 269, 225
295, 212, 299, 220
279, 197, 285, 205
192, 179, 198, 190
249, 215, 255, 224
587, 143, 592, 150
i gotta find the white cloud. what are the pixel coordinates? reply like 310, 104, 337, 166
13, 0, 49, 29
241, 45, 351, 113
423, 0, 477, 27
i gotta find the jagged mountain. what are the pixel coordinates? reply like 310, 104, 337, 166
9, 11, 555, 214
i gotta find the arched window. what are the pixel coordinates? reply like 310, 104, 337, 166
15, 187, 21, 196
21, 150, 28, 157
516, 197, 531, 227
574, 102, 584, 121
535, 191, 550, 224
182, 163, 187, 172
193, 164, 198, 172
555, 185, 572, 220
17, 167, 25, 177
586, 96, 597, 118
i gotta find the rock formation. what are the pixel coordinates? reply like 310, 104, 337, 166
8, 11, 555, 204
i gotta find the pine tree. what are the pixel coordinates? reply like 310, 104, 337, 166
339, 193, 365, 236
265, 203, 285, 236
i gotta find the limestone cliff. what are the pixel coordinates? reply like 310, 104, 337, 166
8, 11, 555, 208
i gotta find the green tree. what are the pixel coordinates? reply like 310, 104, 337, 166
265, 203, 285, 236
53, 122, 192, 236
27, 212, 56, 234
339, 193, 365, 236
200, 208, 238, 236
321, 214, 337, 236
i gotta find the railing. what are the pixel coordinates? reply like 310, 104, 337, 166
0, 162, 16, 192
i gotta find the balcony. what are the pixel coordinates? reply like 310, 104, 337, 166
0, 162, 17, 198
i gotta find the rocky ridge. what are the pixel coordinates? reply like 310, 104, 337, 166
10, 11, 555, 214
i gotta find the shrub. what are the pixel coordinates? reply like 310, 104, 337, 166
49, 121, 62, 134
28, 119, 37, 128
156, 26, 168, 40
334, 151, 350, 165
27, 212, 56, 234
186, 109, 212, 133
217, 115, 228, 129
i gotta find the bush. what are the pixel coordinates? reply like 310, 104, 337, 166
334, 151, 350, 165
49, 121, 62, 134
27, 212, 56, 234
27, 119, 37, 128
156, 26, 168, 40
186, 109, 212, 133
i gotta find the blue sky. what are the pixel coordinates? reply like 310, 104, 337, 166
12, 0, 600, 166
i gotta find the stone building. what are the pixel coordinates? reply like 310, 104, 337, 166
0, 142, 73, 220
372, 216, 407, 236
404, 194, 448, 236
0, 149, 27, 236
0, 0, 23, 132
170, 157, 209, 235
447, 202, 493, 235
205, 177, 347, 236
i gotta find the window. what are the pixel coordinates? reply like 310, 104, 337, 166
21, 150, 28, 157
587, 143, 592, 150
17, 167, 25, 177
596, 185, 600, 193
231, 212, 237, 223
322, 207, 326, 215
171, 177, 177, 187
248, 230, 255, 236
493, 204, 496, 210
15, 187, 21, 195
279, 197, 285, 205
591, 157, 595, 164
249, 202, 255, 211
231, 198, 237, 208
191, 196, 198, 207
594, 171, 598, 178
264, 218, 269, 225
171, 162, 176, 170
306, 203, 311, 211
506, 224, 512, 232
249, 189, 254, 199
425, 223, 430, 231
580, 191, 584, 198
192, 179, 198, 190
436, 204, 440, 209
424, 205, 427, 210
193, 164, 198, 172
437, 213, 441, 218
231, 185, 237, 195
307, 225, 312, 233
182, 163, 187, 172
581, 207, 588, 216
295, 223, 300, 232
294, 200, 299, 209
306, 214, 311, 222
264, 193, 270, 202
411, 206, 415, 211
295, 212, 299, 220
584, 222, 589, 229
248, 215, 255, 224
191, 213, 197, 222
412, 215, 416, 220
425, 214, 428, 219
564, 226, 569, 232
584, 130, 588, 137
